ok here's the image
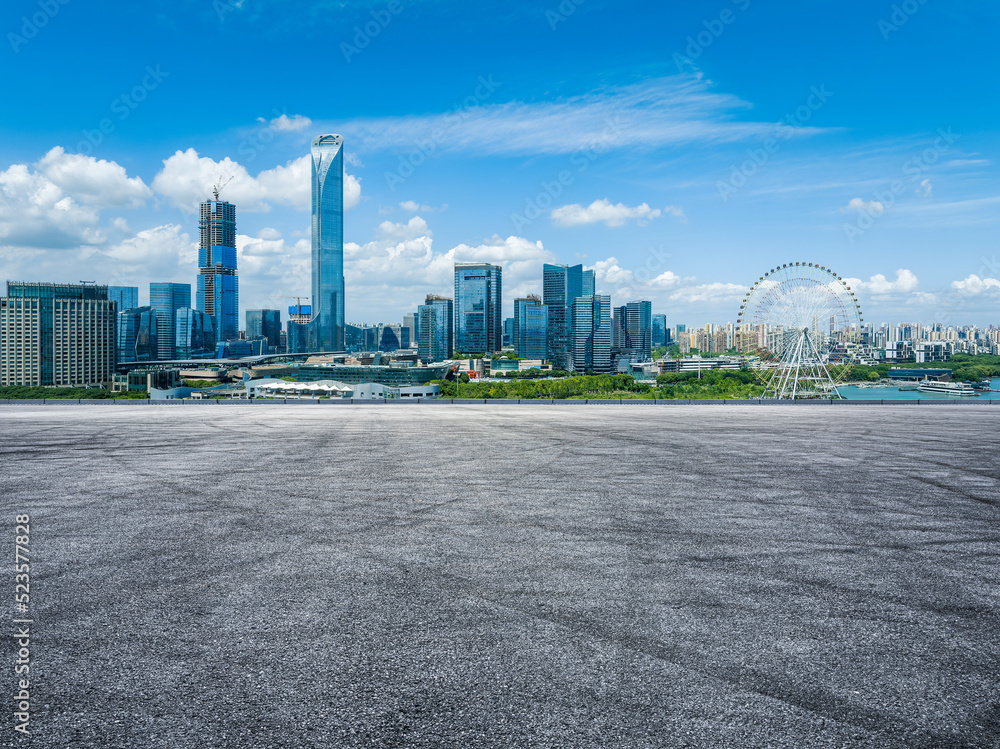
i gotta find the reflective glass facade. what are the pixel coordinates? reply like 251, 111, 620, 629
246, 309, 281, 352
2, 283, 114, 386
118, 306, 158, 363
514, 296, 548, 359
150, 283, 190, 360
454, 263, 502, 354
613, 300, 652, 361
108, 286, 139, 312
309, 135, 345, 352
652, 314, 667, 347
570, 295, 612, 373
175, 307, 216, 359
418, 295, 453, 363
542, 264, 595, 368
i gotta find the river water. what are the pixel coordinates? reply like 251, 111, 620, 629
836, 377, 1000, 400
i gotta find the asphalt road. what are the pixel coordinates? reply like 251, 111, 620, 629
1, 404, 998, 748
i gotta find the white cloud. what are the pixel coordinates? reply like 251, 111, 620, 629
551, 199, 681, 228
340, 217, 555, 320
843, 197, 884, 215
376, 216, 431, 242
257, 113, 313, 132
337, 75, 830, 157
101, 224, 197, 282
917, 178, 933, 198
591, 257, 635, 286
237, 229, 312, 306
650, 270, 682, 288
399, 200, 445, 213
0, 163, 103, 249
0, 149, 155, 251
669, 282, 746, 304
152, 149, 361, 214
37, 147, 151, 208
951, 274, 1000, 296
843, 269, 919, 295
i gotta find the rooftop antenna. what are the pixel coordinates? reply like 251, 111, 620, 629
212, 175, 234, 201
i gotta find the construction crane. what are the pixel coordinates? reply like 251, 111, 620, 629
212, 175, 234, 201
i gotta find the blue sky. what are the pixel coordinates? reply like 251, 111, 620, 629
2, 0, 999, 326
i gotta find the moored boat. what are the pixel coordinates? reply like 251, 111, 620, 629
917, 381, 979, 397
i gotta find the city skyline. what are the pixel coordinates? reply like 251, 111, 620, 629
1, 2, 999, 326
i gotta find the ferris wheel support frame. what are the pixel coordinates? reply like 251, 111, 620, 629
738, 262, 862, 400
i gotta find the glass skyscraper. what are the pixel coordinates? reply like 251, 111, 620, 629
514, 295, 548, 359
246, 309, 281, 353
118, 306, 158, 363
309, 134, 345, 352
652, 314, 667, 347
108, 286, 139, 312
613, 300, 653, 362
175, 307, 216, 359
570, 295, 612, 373
418, 295, 453, 363
150, 282, 191, 360
197, 198, 239, 343
542, 263, 595, 369
454, 263, 502, 354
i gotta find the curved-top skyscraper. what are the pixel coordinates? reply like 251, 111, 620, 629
309, 134, 345, 351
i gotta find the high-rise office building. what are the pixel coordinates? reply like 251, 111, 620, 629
403, 312, 418, 347
197, 197, 239, 343
246, 309, 281, 353
454, 263, 502, 354
1, 282, 115, 386
418, 295, 453, 363
542, 263, 594, 368
652, 314, 667, 347
150, 282, 191, 360
309, 134, 345, 351
175, 307, 216, 359
514, 295, 548, 359
503, 317, 514, 348
118, 306, 159, 363
570, 294, 612, 373
613, 301, 653, 362
108, 286, 139, 312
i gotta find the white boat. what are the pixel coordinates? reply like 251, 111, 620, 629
917, 381, 979, 397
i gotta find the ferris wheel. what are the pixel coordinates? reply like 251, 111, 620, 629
736, 262, 863, 399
